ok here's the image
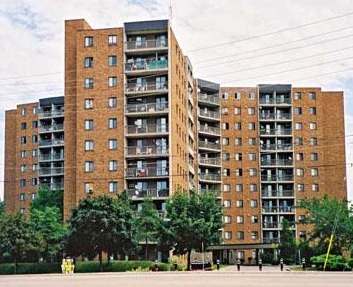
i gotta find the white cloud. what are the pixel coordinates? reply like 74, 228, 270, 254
1, 0, 353, 200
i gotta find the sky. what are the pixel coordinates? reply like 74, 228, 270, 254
0, 0, 352, 201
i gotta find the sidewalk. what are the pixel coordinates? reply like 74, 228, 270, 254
220, 264, 291, 273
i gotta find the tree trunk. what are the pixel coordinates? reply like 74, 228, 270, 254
187, 249, 192, 271
99, 251, 103, 272
145, 237, 148, 261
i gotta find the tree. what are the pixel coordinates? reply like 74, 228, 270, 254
30, 186, 63, 220
278, 218, 296, 263
65, 192, 137, 270
30, 206, 67, 262
134, 197, 163, 260
0, 201, 4, 218
163, 191, 223, 270
298, 196, 353, 254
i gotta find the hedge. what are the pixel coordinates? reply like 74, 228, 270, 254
311, 254, 352, 271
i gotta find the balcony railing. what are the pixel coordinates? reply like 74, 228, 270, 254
125, 39, 168, 50
126, 145, 169, 157
39, 124, 64, 132
262, 206, 294, 213
260, 159, 293, 166
38, 110, 64, 118
126, 124, 168, 135
38, 167, 64, 176
260, 129, 292, 136
39, 153, 64, 161
39, 139, 64, 147
199, 157, 221, 166
263, 237, 280, 244
261, 175, 294, 182
127, 188, 169, 198
263, 222, 279, 228
259, 98, 291, 105
125, 103, 168, 114
199, 125, 221, 135
125, 82, 168, 93
198, 109, 220, 120
126, 167, 169, 178
199, 173, 221, 182
198, 141, 221, 151
261, 190, 294, 197
199, 188, 222, 197
125, 59, 168, 72
198, 93, 220, 105
259, 113, 291, 120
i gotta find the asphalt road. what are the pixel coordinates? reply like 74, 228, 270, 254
1, 267, 352, 287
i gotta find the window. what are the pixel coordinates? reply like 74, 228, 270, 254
248, 153, 256, 161
249, 231, 258, 240
235, 169, 242, 176
32, 149, 37, 157
32, 164, 37, 171
21, 108, 27, 116
21, 122, 27, 130
237, 231, 244, 240
223, 184, 231, 192
295, 122, 302, 130
235, 184, 243, 192
108, 118, 117, 129
295, 107, 302, 115
109, 160, 117, 171
84, 182, 94, 194
108, 97, 117, 108
224, 215, 231, 224
311, 168, 318, 176
224, 231, 232, 240
234, 92, 241, 100
223, 200, 231, 208
248, 122, 255, 130
251, 216, 258, 224
21, 150, 27, 158
31, 193, 37, 200
85, 99, 93, 109
85, 161, 94, 172
84, 57, 93, 68
294, 92, 301, 100
297, 183, 304, 192
221, 92, 228, 99
84, 36, 93, 47
222, 138, 229, 145
108, 35, 117, 45
249, 168, 257, 177
20, 193, 26, 201
250, 184, 257, 192
309, 92, 316, 100
246, 138, 255, 146
248, 92, 255, 100
296, 153, 303, 161
235, 153, 242, 161
109, 181, 118, 193
250, 200, 258, 208
221, 107, 228, 115
312, 183, 319, 191
33, 108, 38, 114
234, 122, 241, 130
223, 169, 230, 177
84, 78, 93, 89
31, 178, 37, 186
295, 137, 303, 146
109, 139, 117, 150
108, 76, 117, 87
298, 215, 306, 223
310, 137, 318, 146
234, 107, 241, 115
235, 138, 242, 146
85, 120, 94, 130
222, 153, 230, 161
236, 216, 244, 223
85, 140, 94, 151
32, 135, 38, 143
309, 107, 317, 115
20, 208, 25, 214
309, 122, 317, 130
20, 165, 26, 173
20, 179, 26, 187
299, 231, 307, 239
32, 121, 38, 129
108, 55, 117, 66
296, 168, 304, 176
248, 107, 255, 115
310, 153, 318, 161
236, 200, 243, 207
20, 136, 26, 144
222, 122, 229, 130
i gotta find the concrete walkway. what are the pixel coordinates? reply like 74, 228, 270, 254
220, 264, 291, 273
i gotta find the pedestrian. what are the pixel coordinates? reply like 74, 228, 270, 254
236, 258, 241, 271
280, 258, 284, 271
216, 259, 220, 271
258, 258, 262, 271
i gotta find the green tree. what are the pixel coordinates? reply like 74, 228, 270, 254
0, 201, 4, 218
65, 192, 137, 270
163, 191, 223, 270
134, 197, 163, 260
0, 213, 42, 271
278, 218, 296, 263
298, 196, 353, 254
30, 186, 63, 220
30, 206, 67, 262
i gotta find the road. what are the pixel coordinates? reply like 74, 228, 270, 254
1, 266, 352, 287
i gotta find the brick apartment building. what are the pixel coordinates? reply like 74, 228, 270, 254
4, 19, 347, 263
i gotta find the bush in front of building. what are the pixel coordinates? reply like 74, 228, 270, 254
0, 262, 61, 275
311, 254, 352, 271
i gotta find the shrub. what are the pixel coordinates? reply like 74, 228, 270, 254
311, 254, 352, 271
0, 263, 61, 275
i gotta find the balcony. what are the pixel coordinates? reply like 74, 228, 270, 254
125, 39, 168, 51
199, 125, 221, 136
198, 93, 220, 106
199, 173, 221, 182
199, 157, 221, 166
39, 139, 64, 147
263, 222, 279, 229
127, 188, 169, 199
261, 190, 294, 197
198, 140, 221, 151
125, 102, 168, 115
126, 124, 168, 136
198, 109, 220, 121
260, 159, 293, 166
126, 167, 169, 178
126, 145, 169, 157
125, 59, 168, 73
125, 81, 168, 95
260, 129, 292, 136
38, 110, 64, 118
263, 237, 280, 244
39, 124, 64, 133
38, 167, 64, 176
259, 113, 291, 120
261, 175, 294, 182
199, 188, 222, 197
39, 153, 64, 161
259, 98, 291, 105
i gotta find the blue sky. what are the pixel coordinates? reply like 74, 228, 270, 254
0, 0, 352, 201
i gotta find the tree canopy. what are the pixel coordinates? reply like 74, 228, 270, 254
30, 186, 63, 220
